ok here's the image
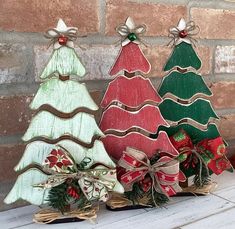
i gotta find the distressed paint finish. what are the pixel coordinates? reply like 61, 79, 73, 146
158, 71, 212, 100
102, 131, 178, 160
14, 140, 124, 195
4, 169, 49, 205
159, 98, 219, 126
22, 111, 104, 143
109, 42, 151, 76
100, 104, 168, 134
164, 42, 202, 71
30, 77, 98, 112
101, 75, 162, 109
40, 46, 86, 79
15, 140, 116, 171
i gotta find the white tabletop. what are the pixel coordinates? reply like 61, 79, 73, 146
1, 172, 235, 229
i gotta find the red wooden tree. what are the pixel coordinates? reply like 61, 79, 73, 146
99, 17, 178, 164
99, 17, 183, 209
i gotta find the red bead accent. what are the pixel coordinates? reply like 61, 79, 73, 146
58, 35, 68, 45
95, 188, 99, 192
179, 30, 188, 38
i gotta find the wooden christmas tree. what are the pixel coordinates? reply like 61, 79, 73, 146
158, 18, 233, 193
99, 17, 183, 209
4, 19, 123, 224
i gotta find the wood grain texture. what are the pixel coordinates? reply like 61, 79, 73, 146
101, 75, 162, 109
164, 42, 202, 71
100, 104, 169, 134
159, 98, 219, 126
109, 42, 151, 76
40, 46, 86, 79
158, 71, 212, 101
22, 111, 104, 143
4, 168, 49, 205
30, 78, 98, 113
102, 131, 179, 160
15, 140, 117, 172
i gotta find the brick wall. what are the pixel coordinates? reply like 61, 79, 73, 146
0, 0, 235, 210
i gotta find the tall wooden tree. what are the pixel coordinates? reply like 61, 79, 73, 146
4, 19, 123, 223
158, 18, 232, 190
99, 17, 182, 209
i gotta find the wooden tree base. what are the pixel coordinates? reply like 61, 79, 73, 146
106, 193, 152, 211
33, 207, 98, 224
46, 217, 84, 224
176, 182, 217, 196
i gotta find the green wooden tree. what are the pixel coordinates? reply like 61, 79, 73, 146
158, 18, 227, 184
158, 18, 221, 144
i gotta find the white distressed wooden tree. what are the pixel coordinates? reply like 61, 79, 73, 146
4, 19, 123, 207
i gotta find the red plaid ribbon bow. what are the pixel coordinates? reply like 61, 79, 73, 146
118, 147, 181, 198
170, 129, 233, 176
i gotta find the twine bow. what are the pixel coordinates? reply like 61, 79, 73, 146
168, 18, 200, 47
34, 147, 117, 202
45, 27, 78, 49
118, 147, 181, 206
116, 17, 147, 46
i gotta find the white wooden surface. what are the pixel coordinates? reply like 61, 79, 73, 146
1, 172, 235, 229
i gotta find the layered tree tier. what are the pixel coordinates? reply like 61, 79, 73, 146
101, 131, 178, 160
109, 42, 151, 76
158, 71, 212, 100
164, 42, 202, 71
31, 77, 98, 113
40, 46, 86, 79
4, 168, 49, 205
15, 140, 117, 171
22, 111, 104, 143
101, 75, 162, 109
159, 98, 219, 126
100, 104, 168, 134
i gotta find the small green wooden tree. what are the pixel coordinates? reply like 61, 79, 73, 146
159, 18, 221, 144
158, 18, 224, 182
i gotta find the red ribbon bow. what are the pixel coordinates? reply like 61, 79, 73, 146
170, 129, 233, 176
118, 147, 181, 198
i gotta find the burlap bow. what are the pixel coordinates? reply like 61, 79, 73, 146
168, 18, 199, 47
45, 27, 78, 49
34, 147, 117, 202
118, 147, 181, 206
116, 17, 147, 46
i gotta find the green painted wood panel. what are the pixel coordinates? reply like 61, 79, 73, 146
40, 46, 86, 79
164, 42, 202, 71
4, 169, 49, 205
30, 78, 98, 112
158, 71, 212, 100
22, 111, 104, 143
159, 98, 219, 125
15, 140, 116, 171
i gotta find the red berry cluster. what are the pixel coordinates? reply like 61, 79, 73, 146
67, 186, 80, 199
139, 176, 152, 192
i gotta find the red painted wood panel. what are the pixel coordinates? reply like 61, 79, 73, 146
102, 131, 179, 160
100, 104, 169, 134
101, 75, 162, 109
109, 42, 151, 76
